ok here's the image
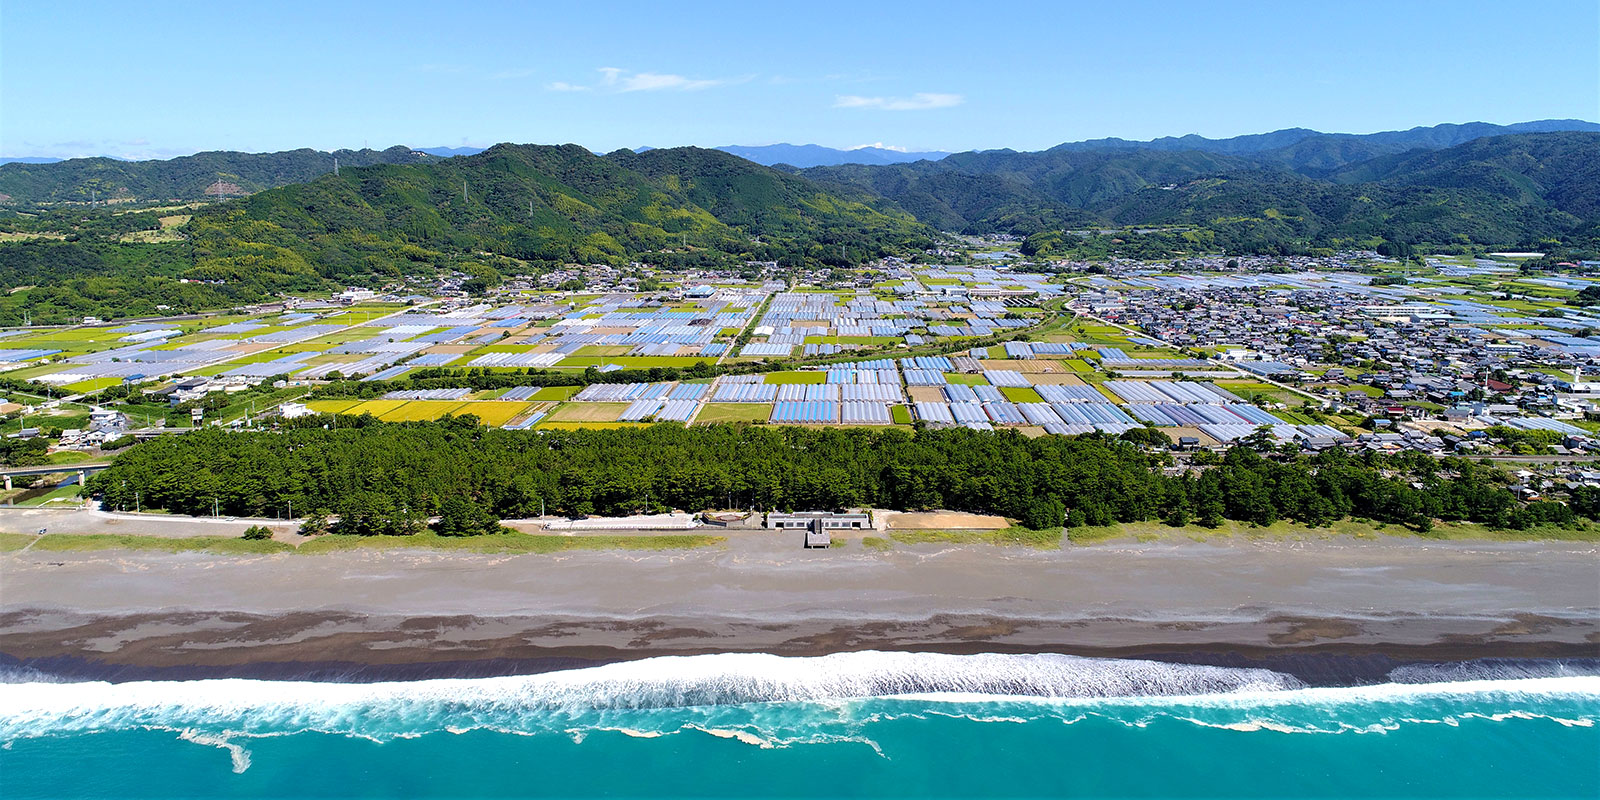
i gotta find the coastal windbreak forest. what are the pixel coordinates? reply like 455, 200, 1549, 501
87, 420, 1574, 534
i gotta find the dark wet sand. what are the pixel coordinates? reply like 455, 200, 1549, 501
4, 534, 1597, 685
3, 608, 1597, 686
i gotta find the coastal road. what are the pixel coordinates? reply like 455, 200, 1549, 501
0, 506, 302, 539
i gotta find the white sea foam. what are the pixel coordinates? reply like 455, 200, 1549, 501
177, 729, 252, 773
0, 652, 1594, 747
1387, 660, 1600, 684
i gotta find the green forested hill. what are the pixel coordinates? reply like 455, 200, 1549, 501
192, 143, 928, 271
0, 144, 931, 323
0, 146, 438, 204
0, 131, 1595, 323
803, 148, 1252, 234
801, 132, 1600, 253
1325, 131, 1600, 220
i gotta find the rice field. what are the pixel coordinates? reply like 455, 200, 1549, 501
942, 373, 988, 385
532, 385, 580, 400
694, 403, 769, 424
545, 402, 627, 422
1000, 386, 1045, 403
449, 401, 534, 426
377, 401, 470, 421
337, 399, 409, 418
764, 371, 827, 384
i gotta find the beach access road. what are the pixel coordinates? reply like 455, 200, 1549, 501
0, 507, 722, 540
0, 506, 304, 539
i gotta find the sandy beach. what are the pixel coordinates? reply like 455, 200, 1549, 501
4, 530, 1597, 684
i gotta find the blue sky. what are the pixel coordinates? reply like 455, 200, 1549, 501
3, 0, 1596, 159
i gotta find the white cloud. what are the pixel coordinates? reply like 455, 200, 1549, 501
848, 142, 909, 152
616, 71, 723, 92
548, 67, 737, 94
834, 93, 963, 111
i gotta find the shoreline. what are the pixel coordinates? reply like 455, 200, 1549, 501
5, 533, 1596, 688
4, 607, 1596, 687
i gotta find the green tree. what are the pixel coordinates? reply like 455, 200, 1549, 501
1021, 496, 1065, 531
432, 495, 500, 536
298, 510, 330, 536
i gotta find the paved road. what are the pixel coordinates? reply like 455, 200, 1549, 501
0, 506, 302, 538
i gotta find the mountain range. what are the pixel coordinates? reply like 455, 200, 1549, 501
1, 120, 1597, 323
6, 119, 1592, 203
0, 144, 930, 323
797, 126, 1600, 246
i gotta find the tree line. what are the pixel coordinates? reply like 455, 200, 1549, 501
85, 418, 1560, 535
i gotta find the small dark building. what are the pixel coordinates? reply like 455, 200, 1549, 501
767, 511, 870, 549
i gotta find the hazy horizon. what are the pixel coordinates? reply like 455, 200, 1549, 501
3, 0, 1596, 160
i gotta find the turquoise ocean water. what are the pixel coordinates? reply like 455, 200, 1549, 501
2, 652, 1596, 799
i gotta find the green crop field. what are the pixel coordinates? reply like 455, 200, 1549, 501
1001, 386, 1044, 403
943, 373, 988, 385
530, 385, 580, 400
694, 403, 770, 424
765, 371, 827, 384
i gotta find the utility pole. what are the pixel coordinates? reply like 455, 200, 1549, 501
334, 157, 339, 177
463, 179, 468, 203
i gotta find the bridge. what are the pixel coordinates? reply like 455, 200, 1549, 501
0, 462, 111, 491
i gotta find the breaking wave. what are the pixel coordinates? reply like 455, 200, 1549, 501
0, 651, 1298, 740
1, 652, 1596, 771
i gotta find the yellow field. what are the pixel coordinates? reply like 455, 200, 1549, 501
450, 401, 533, 426
305, 398, 534, 425
377, 401, 468, 421
545, 402, 627, 422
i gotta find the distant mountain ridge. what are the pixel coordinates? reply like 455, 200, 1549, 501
1043, 119, 1600, 176
800, 130, 1600, 249
5, 119, 1592, 205
0, 146, 438, 203
711, 144, 950, 168
1045, 119, 1599, 156
426, 143, 950, 168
